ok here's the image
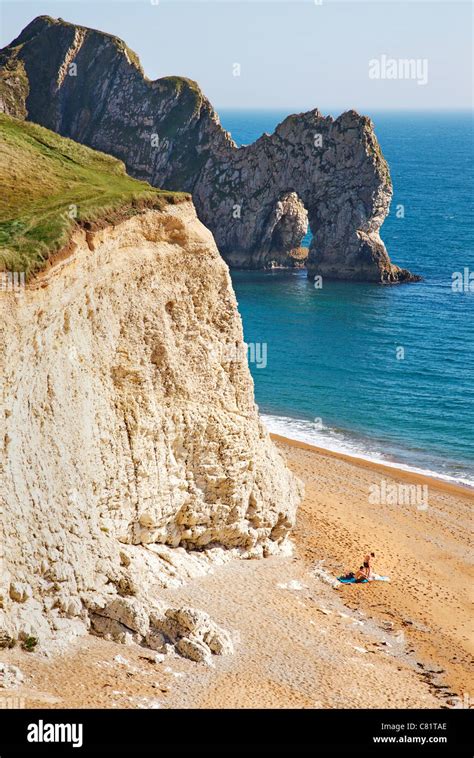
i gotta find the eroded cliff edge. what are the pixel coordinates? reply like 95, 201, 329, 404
0, 201, 302, 651
0, 15, 419, 282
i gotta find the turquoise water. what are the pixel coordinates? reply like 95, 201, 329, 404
219, 110, 474, 485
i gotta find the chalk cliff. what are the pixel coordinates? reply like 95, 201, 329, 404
0, 122, 301, 650
0, 15, 419, 282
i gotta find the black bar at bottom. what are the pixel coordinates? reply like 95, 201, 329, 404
0, 708, 472, 755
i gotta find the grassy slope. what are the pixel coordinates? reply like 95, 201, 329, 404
0, 114, 188, 277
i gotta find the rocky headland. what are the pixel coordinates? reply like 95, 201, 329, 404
0, 15, 419, 283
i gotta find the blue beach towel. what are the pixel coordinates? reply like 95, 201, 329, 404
337, 575, 390, 584
337, 577, 368, 584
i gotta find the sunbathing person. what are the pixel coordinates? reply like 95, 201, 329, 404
354, 565, 370, 582
337, 556, 389, 583
338, 554, 376, 582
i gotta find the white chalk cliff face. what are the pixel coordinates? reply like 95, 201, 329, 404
0, 202, 301, 648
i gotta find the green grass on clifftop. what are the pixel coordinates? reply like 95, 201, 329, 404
0, 114, 188, 277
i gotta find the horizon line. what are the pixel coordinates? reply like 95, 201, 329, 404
216, 106, 474, 112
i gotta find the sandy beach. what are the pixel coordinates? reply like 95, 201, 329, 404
2, 435, 473, 709
274, 435, 474, 701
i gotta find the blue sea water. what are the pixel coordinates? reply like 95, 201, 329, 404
219, 110, 474, 486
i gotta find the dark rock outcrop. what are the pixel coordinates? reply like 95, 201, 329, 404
0, 15, 419, 282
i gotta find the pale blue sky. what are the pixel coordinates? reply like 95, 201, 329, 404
1, 1, 472, 113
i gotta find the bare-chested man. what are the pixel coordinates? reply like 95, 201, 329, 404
364, 552, 376, 579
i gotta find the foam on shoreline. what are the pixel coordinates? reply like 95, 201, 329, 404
262, 413, 474, 491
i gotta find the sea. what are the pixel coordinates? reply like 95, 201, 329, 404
219, 110, 474, 487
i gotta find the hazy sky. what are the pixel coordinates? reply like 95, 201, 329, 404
1, 1, 472, 114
